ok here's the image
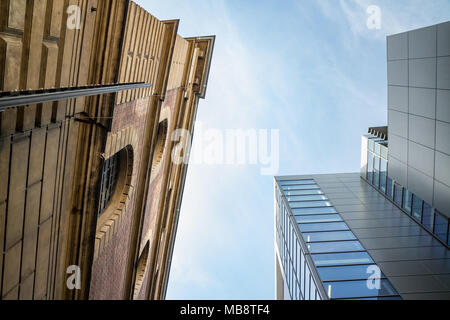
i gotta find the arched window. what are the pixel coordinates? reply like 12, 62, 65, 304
98, 152, 121, 216
151, 118, 168, 174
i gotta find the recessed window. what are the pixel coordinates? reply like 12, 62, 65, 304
151, 119, 168, 174
282, 184, 319, 191
134, 242, 150, 300
287, 195, 328, 202
98, 152, 121, 216
303, 231, 356, 243
298, 222, 349, 233
318, 264, 384, 282
312, 252, 373, 267
284, 190, 324, 196
289, 200, 332, 209
295, 214, 342, 224
307, 241, 365, 254
292, 207, 337, 215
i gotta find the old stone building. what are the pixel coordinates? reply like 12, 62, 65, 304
0, 0, 214, 300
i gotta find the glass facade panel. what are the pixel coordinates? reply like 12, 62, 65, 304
307, 241, 365, 254
380, 144, 388, 160
318, 265, 384, 282
280, 179, 315, 186
292, 207, 337, 215
290, 200, 332, 208
367, 152, 374, 183
393, 183, 403, 207
373, 156, 380, 188
379, 158, 387, 193
386, 177, 394, 199
434, 211, 449, 243
296, 214, 343, 224
422, 202, 434, 232
282, 184, 320, 191
324, 279, 397, 299
312, 252, 373, 266
412, 195, 423, 222
402, 189, 412, 214
298, 222, 349, 233
287, 195, 328, 202
303, 231, 356, 243
284, 189, 324, 196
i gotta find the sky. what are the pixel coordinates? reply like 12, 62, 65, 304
135, 0, 450, 300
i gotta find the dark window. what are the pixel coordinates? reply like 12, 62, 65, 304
98, 153, 120, 216
386, 177, 394, 199
411, 195, 423, 222
422, 202, 434, 232
393, 183, 403, 207
434, 211, 449, 243
402, 190, 412, 213
318, 264, 384, 282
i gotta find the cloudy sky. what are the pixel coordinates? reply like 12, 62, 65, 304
135, 0, 450, 299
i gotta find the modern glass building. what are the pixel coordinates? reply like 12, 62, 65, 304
275, 22, 450, 300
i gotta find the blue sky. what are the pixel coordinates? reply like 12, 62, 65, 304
135, 0, 450, 299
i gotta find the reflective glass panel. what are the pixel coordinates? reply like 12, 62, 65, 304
312, 252, 373, 266
282, 185, 320, 191
296, 214, 342, 224
380, 144, 388, 160
324, 279, 397, 299
303, 231, 356, 243
374, 142, 381, 156
367, 152, 374, 183
280, 179, 315, 186
386, 177, 394, 199
298, 222, 350, 233
412, 195, 423, 222
292, 207, 337, 215
318, 264, 384, 281
434, 211, 449, 243
284, 189, 324, 196
368, 139, 375, 152
307, 241, 365, 253
402, 190, 412, 214
287, 195, 328, 202
290, 200, 332, 208
422, 202, 434, 231
393, 183, 403, 207
380, 159, 387, 193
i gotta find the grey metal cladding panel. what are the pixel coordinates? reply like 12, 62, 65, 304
435, 151, 450, 187
352, 225, 425, 239
389, 275, 450, 294
388, 60, 408, 86
409, 88, 436, 119
421, 258, 450, 274
402, 292, 450, 300
368, 246, 450, 262
436, 121, 450, 155
407, 141, 435, 178
436, 274, 450, 290
326, 193, 359, 200
387, 32, 408, 60
388, 155, 407, 186
361, 235, 442, 250
388, 86, 408, 113
408, 25, 437, 59
328, 198, 363, 206
333, 204, 367, 213
378, 260, 432, 277
437, 90, 450, 123
388, 109, 408, 138
408, 114, 436, 148
407, 166, 434, 204
364, 201, 396, 211
437, 22, 450, 56
388, 134, 408, 163
434, 180, 450, 218
437, 56, 450, 90
346, 217, 413, 229
340, 211, 406, 221
409, 58, 437, 89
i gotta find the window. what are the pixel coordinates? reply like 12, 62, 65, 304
373, 156, 380, 188
292, 207, 337, 215
367, 152, 374, 183
312, 252, 373, 266
151, 119, 168, 175
295, 214, 342, 224
307, 241, 365, 254
284, 189, 324, 196
379, 159, 387, 193
412, 195, 423, 222
402, 190, 412, 214
422, 202, 434, 232
298, 222, 349, 233
434, 211, 449, 243
318, 265, 384, 282
302, 231, 356, 243
386, 177, 394, 199
282, 185, 320, 191
287, 195, 328, 202
289, 200, 332, 208
280, 179, 315, 186
323, 279, 397, 299
98, 152, 121, 216
133, 242, 149, 300
393, 183, 403, 207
